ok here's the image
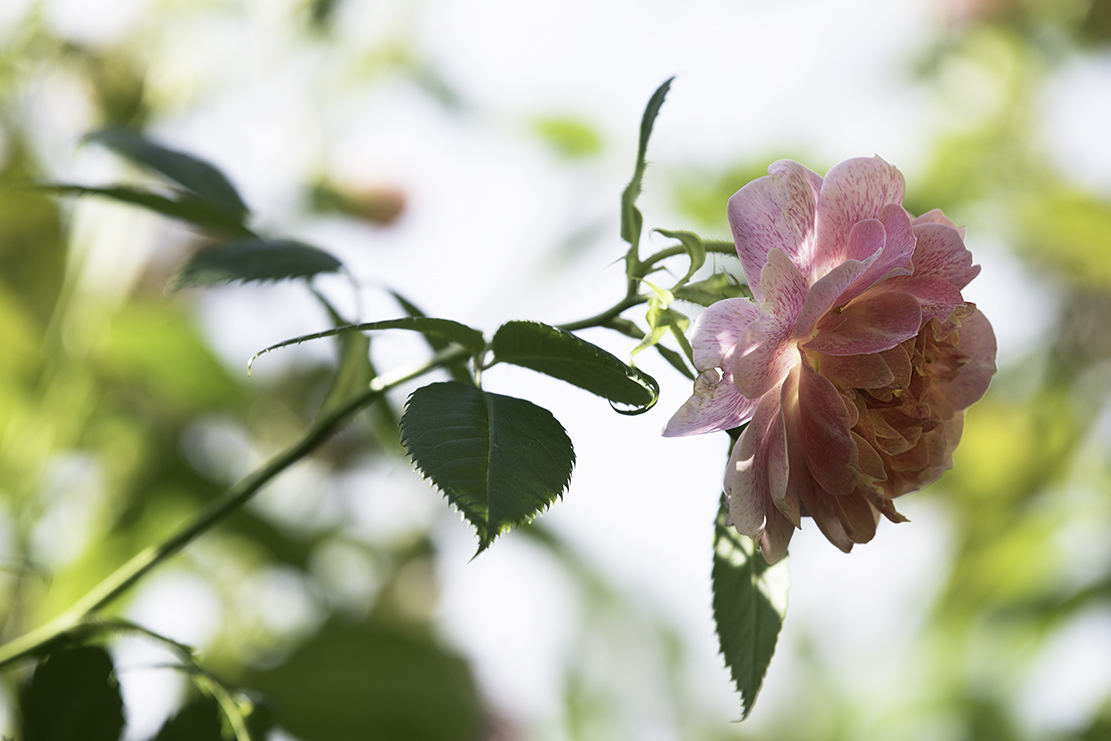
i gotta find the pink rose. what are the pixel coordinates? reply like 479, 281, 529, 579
664, 156, 997, 564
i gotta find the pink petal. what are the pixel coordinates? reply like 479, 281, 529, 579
813, 156, 906, 278
761, 247, 810, 322
690, 298, 761, 372
940, 306, 997, 410
791, 255, 877, 339
726, 386, 787, 540
814, 351, 896, 389
663, 370, 760, 437
804, 290, 923, 356
728, 160, 823, 300
760, 505, 795, 564
836, 203, 918, 306
731, 315, 799, 400
908, 223, 981, 291
798, 359, 859, 496
912, 208, 966, 239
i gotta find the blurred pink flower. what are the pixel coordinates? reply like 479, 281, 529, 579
665, 157, 997, 563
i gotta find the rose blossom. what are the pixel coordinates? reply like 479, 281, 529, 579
664, 156, 997, 564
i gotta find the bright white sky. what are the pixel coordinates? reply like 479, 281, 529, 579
8, 0, 1111, 739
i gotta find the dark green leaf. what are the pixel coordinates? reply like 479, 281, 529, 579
656, 337, 695, 380
620, 77, 674, 250
654, 228, 706, 288
318, 315, 374, 419
711, 496, 789, 719
35, 184, 251, 234
19, 645, 125, 741
172, 238, 343, 291
249, 316, 485, 374
400, 381, 574, 552
242, 615, 485, 741
492, 320, 658, 413
152, 695, 224, 741
86, 127, 248, 219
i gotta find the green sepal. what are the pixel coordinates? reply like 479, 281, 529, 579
400, 381, 575, 553
711, 496, 789, 720
491, 320, 658, 413
674, 272, 753, 307
172, 238, 343, 292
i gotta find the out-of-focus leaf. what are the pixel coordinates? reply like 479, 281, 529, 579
152, 695, 224, 741
1020, 189, 1111, 288
86, 127, 248, 219
249, 316, 485, 374
95, 301, 241, 412
0, 145, 68, 323
672, 161, 778, 233
35, 184, 250, 234
19, 646, 125, 741
711, 497, 789, 720
400, 381, 574, 552
532, 116, 602, 159
621, 77, 673, 251
492, 320, 658, 413
172, 238, 343, 291
242, 616, 486, 741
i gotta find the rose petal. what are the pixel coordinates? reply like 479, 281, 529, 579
814, 350, 895, 389
798, 359, 859, 496
939, 306, 997, 410
728, 160, 823, 299
791, 255, 877, 339
834, 487, 880, 544
690, 297, 761, 371
726, 385, 786, 540
912, 208, 965, 239
761, 248, 809, 324
663, 370, 760, 437
836, 203, 918, 306
731, 316, 799, 400
813, 156, 905, 278
804, 290, 923, 356
907, 222, 981, 291
797, 480, 854, 553
760, 505, 795, 564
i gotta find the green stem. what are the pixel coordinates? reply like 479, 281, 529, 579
557, 295, 647, 332
639, 240, 736, 272
0, 345, 466, 669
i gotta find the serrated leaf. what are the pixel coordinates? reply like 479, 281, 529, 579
654, 228, 706, 289
620, 77, 674, 250
35, 184, 251, 234
249, 316, 485, 373
492, 320, 658, 413
674, 272, 753, 307
19, 645, 125, 741
87, 127, 248, 219
172, 238, 343, 291
400, 381, 574, 552
711, 496, 789, 720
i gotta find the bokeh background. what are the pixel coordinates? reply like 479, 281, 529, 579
2, 0, 1111, 739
